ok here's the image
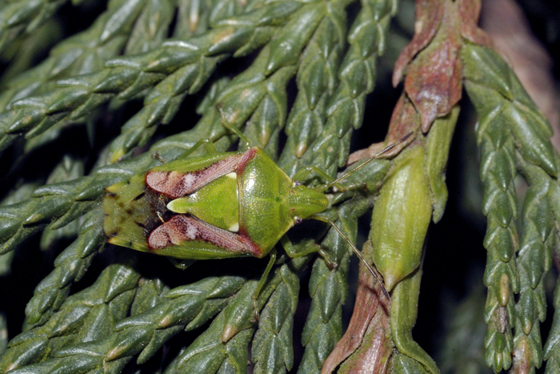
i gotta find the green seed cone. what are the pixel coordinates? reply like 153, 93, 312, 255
370, 144, 432, 291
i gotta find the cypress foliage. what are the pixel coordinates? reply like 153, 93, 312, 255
1, 0, 559, 373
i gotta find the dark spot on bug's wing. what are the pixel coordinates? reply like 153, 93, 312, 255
135, 221, 150, 237
145, 188, 170, 211
132, 192, 145, 201
142, 188, 174, 234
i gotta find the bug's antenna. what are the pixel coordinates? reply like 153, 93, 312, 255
312, 215, 389, 299
216, 104, 252, 150
323, 131, 414, 191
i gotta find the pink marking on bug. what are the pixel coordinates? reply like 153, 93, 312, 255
148, 215, 262, 257
238, 232, 263, 258
146, 153, 245, 199
235, 148, 258, 175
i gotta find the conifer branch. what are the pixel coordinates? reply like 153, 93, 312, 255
0, 0, 67, 55
463, 43, 557, 372
511, 156, 554, 372
464, 48, 520, 372
289, 0, 397, 370
25, 209, 104, 327
0, 0, 153, 112
0, 260, 141, 372
544, 271, 560, 373
298, 197, 373, 373
0, 1, 305, 155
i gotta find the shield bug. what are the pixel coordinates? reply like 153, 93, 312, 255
103, 127, 413, 298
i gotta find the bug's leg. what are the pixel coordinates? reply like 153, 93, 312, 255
297, 132, 417, 191
280, 236, 337, 270
224, 121, 251, 151
293, 166, 349, 193
251, 250, 278, 321
293, 166, 334, 185
180, 138, 219, 158
321, 131, 415, 190
201, 138, 218, 154
167, 258, 195, 270
154, 138, 217, 165
311, 215, 390, 299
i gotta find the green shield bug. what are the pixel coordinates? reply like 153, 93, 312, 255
103, 124, 413, 298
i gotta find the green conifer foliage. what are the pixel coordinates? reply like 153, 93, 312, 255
1, 0, 559, 373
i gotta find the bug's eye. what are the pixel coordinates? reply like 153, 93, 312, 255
294, 217, 303, 225
293, 180, 302, 187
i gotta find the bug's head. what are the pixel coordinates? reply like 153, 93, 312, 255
289, 184, 329, 221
